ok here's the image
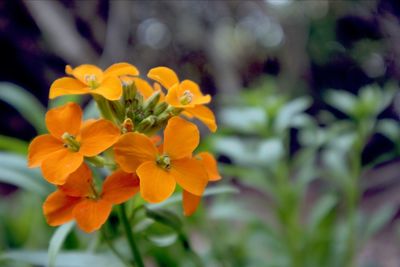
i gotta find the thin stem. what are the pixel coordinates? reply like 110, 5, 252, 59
119, 203, 145, 267
101, 224, 132, 267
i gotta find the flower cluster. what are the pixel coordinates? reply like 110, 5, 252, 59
28, 63, 220, 232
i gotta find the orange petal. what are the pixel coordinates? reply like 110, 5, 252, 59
79, 119, 120, 157
163, 116, 199, 159
185, 105, 217, 132
165, 83, 185, 107
102, 170, 140, 204
70, 64, 104, 84
92, 76, 123, 100
59, 163, 93, 197
28, 134, 64, 167
197, 152, 221, 181
171, 158, 208, 196
73, 199, 112, 233
179, 80, 211, 105
133, 77, 155, 99
42, 149, 83, 185
43, 190, 82, 226
137, 161, 176, 203
103, 62, 139, 78
147, 67, 179, 89
45, 102, 83, 139
114, 133, 158, 173
182, 190, 202, 216
49, 77, 89, 99
65, 65, 73, 75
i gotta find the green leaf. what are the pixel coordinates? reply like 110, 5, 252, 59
275, 97, 311, 132
146, 233, 178, 247
48, 222, 75, 267
376, 119, 400, 144
48, 95, 82, 109
364, 204, 396, 241
0, 251, 124, 267
0, 152, 48, 196
0, 82, 46, 133
308, 195, 337, 230
0, 135, 28, 154
324, 90, 357, 115
145, 208, 182, 231
84, 99, 101, 120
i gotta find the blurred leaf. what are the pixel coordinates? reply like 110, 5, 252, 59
48, 222, 75, 267
146, 233, 178, 247
0, 82, 46, 133
324, 90, 357, 115
48, 95, 82, 109
364, 204, 396, 241
376, 119, 400, 144
0, 135, 28, 154
0, 152, 48, 195
0, 251, 124, 267
145, 208, 182, 231
219, 107, 266, 132
308, 195, 337, 230
83, 99, 101, 119
275, 97, 311, 132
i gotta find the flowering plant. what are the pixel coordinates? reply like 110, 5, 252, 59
27, 63, 221, 266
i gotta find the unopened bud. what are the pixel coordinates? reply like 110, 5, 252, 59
153, 102, 168, 115
136, 115, 157, 132
122, 118, 134, 133
123, 80, 137, 104
143, 91, 161, 113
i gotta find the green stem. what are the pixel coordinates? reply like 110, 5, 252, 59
101, 224, 132, 267
119, 204, 145, 267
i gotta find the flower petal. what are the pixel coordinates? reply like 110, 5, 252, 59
70, 64, 104, 84
163, 116, 199, 159
79, 119, 120, 157
102, 170, 140, 204
49, 77, 89, 99
28, 134, 64, 167
137, 161, 176, 203
92, 76, 123, 100
114, 133, 158, 173
197, 152, 221, 181
45, 102, 83, 139
147, 67, 179, 89
133, 77, 155, 99
179, 80, 211, 105
165, 84, 185, 107
41, 149, 83, 185
185, 105, 217, 132
59, 163, 93, 197
182, 190, 202, 216
73, 199, 112, 233
43, 190, 82, 226
171, 158, 208, 196
104, 62, 139, 78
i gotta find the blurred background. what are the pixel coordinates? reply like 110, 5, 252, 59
0, 1, 399, 267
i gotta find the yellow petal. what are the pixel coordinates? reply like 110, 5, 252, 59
163, 116, 199, 160
147, 67, 179, 89
71, 64, 104, 84
49, 77, 89, 99
137, 161, 176, 203
45, 102, 83, 139
171, 158, 208, 196
114, 133, 158, 173
104, 62, 139, 77
185, 105, 217, 132
92, 76, 123, 100
179, 80, 211, 105
79, 119, 120, 157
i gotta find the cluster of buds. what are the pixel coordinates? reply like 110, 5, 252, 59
28, 63, 220, 233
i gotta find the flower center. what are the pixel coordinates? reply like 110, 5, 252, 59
84, 74, 99, 89
62, 132, 80, 152
156, 154, 171, 170
179, 90, 193, 105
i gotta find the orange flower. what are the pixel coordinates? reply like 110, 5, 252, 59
28, 102, 120, 184
182, 152, 221, 216
147, 67, 217, 132
114, 116, 208, 203
43, 164, 140, 232
50, 63, 139, 101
